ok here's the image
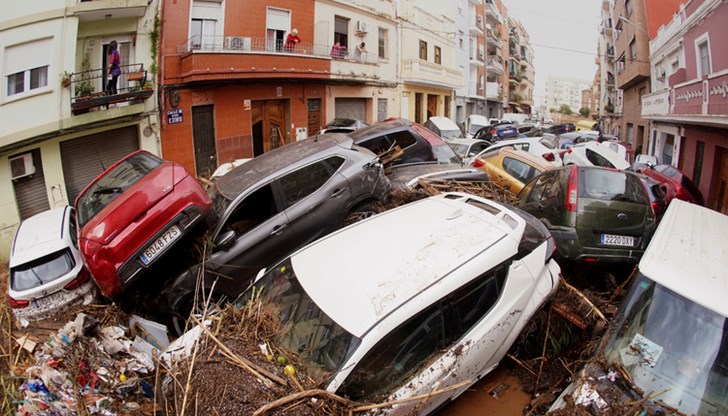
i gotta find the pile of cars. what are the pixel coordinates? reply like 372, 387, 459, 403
6, 113, 715, 414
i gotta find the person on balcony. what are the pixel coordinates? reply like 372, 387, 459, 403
284, 29, 301, 52
106, 40, 121, 95
354, 42, 367, 61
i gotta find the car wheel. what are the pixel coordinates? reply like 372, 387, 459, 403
169, 291, 224, 336
345, 201, 383, 226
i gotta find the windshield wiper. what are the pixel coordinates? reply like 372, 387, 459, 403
93, 186, 123, 195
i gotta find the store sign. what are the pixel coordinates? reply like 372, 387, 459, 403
167, 109, 183, 124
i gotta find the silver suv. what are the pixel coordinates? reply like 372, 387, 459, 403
163, 134, 391, 333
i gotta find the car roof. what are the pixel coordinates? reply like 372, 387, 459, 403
216, 134, 358, 200
488, 148, 554, 169
638, 199, 728, 317
10, 206, 71, 268
426, 116, 459, 129
447, 138, 488, 146
290, 193, 521, 337
348, 118, 413, 141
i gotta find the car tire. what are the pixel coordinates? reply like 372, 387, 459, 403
345, 201, 384, 226
169, 290, 224, 336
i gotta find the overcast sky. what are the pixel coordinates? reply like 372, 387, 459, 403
501, 0, 602, 107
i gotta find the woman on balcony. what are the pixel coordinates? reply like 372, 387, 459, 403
284, 29, 301, 52
106, 40, 121, 95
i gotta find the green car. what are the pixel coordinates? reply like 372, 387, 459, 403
517, 165, 657, 264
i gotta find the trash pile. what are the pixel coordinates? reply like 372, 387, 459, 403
14, 312, 167, 415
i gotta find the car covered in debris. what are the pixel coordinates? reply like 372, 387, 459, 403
423, 116, 462, 141
225, 192, 561, 414
473, 148, 555, 194
549, 199, 728, 415
469, 136, 564, 167
163, 134, 391, 333
75, 150, 212, 299
8, 206, 96, 321
446, 138, 492, 164
517, 165, 657, 264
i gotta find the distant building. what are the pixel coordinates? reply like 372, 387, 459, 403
453, 0, 487, 125
545, 76, 592, 113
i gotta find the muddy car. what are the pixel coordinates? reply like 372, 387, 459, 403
549, 199, 728, 415
163, 134, 391, 333
178, 192, 560, 414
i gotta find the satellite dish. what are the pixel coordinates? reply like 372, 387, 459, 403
485, 23, 492, 31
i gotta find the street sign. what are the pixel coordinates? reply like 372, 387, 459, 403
167, 109, 183, 124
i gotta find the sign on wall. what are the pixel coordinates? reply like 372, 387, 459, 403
167, 109, 183, 124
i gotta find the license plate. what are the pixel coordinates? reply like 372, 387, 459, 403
140, 225, 181, 265
31, 290, 66, 310
601, 234, 634, 247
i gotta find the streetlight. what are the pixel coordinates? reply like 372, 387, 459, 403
618, 16, 648, 35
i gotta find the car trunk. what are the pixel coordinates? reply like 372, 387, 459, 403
575, 169, 652, 250
81, 163, 176, 245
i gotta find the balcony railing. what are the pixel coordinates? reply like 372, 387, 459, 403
66, 63, 153, 115
178, 35, 379, 65
401, 59, 462, 88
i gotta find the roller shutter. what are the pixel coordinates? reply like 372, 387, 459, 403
12, 148, 50, 220
335, 98, 366, 121
61, 126, 139, 205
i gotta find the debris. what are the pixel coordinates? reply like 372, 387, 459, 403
15, 335, 37, 353
130, 314, 170, 350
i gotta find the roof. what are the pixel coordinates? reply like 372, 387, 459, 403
348, 119, 412, 142
10, 206, 70, 268
638, 199, 728, 317
291, 193, 519, 337
216, 134, 355, 200
490, 147, 554, 170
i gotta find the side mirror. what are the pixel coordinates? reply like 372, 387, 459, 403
214, 230, 236, 251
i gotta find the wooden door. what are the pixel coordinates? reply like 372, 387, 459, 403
251, 100, 289, 154
307, 99, 322, 136
191, 105, 217, 178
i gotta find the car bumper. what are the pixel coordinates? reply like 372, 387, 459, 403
12, 280, 97, 322
550, 228, 644, 264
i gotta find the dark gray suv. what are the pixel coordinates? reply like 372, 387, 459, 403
163, 134, 390, 333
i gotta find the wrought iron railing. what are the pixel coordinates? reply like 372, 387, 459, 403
177, 35, 380, 65
66, 63, 153, 115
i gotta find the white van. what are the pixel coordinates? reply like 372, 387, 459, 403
463, 114, 490, 139
549, 199, 728, 414
501, 113, 529, 125
423, 116, 462, 141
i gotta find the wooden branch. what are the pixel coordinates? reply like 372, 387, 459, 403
252, 389, 358, 416
507, 354, 537, 377
349, 379, 472, 413
560, 277, 607, 323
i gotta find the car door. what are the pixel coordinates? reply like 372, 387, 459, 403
519, 170, 567, 228
275, 156, 351, 248
205, 183, 297, 296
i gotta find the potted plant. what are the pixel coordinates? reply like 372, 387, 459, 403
60, 71, 72, 88
143, 81, 154, 90
75, 81, 94, 98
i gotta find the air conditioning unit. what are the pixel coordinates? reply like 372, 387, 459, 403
9, 153, 35, 180
356, 21, 368, 33
656, 68, 666, 80
225, 36, 251, 51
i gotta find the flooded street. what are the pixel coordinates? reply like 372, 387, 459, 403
440, 363, 532, 415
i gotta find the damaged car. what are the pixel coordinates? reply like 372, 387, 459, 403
8, 206, 96, 321
549, 199, 728, 415
75, 150, 213, 299
163, 134, 391, 334
183, 192, 561, 414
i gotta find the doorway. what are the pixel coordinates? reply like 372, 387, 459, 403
191, 105, 217, 178
251, 99, 289, 155
307, 99, 322, 136
713, 147, 728, 214
415, 93, 423, 123
427, 94, 438, 119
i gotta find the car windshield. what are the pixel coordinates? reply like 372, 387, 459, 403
581, 169, 649, 204
243, 258, 361, 383
11, 248, 75, 291
603, 273, 728, 414
432, 143, 463, 164
76, 152, 162, 227
449, 143, 471, 158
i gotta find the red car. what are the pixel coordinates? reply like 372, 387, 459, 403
75, 150, 212, 298
636, 164, 704, 206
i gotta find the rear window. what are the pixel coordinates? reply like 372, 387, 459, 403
581, 169, 649, 204
586, 149, 616, 168
11, 248, 75, 291
76, 152, 162, 227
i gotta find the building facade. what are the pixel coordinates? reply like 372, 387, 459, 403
0, 0, 160, 261
453, 0, 486, 126
642, 0, 728, 213
484, 0, 507, 119
545, 76, 592, 114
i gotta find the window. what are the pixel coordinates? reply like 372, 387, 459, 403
434, 46, 441, 65
378, 28, 387, 59
582, 170, 648, 204
625, 0, 633, 17
5, 38, 51, 97
586, 149, 615, 168
419, 40, 428, 60
697, 40, 711, 77
629, 38, 637, 61
277, 157, 344, 208
335, 16, 350, 50
191, 0, 222, 50
503, 157, 539, 183
266, 8, 290, 51
693, 141, 704, 186
222, 184, 278, 236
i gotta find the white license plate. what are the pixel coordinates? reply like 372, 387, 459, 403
31, 290, 67, 310
140, 225, 181, 265
601, 234, 634, 247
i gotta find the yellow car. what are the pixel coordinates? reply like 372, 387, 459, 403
474, 147, 554, 194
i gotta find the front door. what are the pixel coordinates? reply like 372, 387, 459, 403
713, 148, 728, 214
251, 100, 289, 154
191, 105, 217, 178
307, 99, 322, 136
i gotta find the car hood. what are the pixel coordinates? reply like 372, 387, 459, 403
80, 162, 182, 245
386, 163, 488, 190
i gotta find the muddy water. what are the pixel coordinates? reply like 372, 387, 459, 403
439, 363, 532, 415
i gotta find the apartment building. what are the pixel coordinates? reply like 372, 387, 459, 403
512, 19, 534, 115
0, 0, 160, 261
642, 0, 728, 213
545, 76, 592, 113
453, 0, 487, 126
484, 0, 507, 119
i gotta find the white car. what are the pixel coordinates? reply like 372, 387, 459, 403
446, 138, 492, 164
463, 115, 490, 139
470, 136, 564, 167
228, 193, 561, 414
8, 206, 96, 321
563, 141, 630, 170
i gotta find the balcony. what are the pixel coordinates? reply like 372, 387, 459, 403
641, 89, 670, 117
470, 17, 484, 35
485, 81, 502, 100
74, 0, 148, 22
401, 59, 463, 89
470, 52, 485, 67
486, 30, 502, 49
485, 2, 504, 24
175, 36, 362, 84
66, 63, 153, 115
486, 55, 503, 75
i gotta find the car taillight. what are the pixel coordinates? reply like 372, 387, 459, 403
64, 268, 91, 291
8, 295, 29, 309
490, 129, 497, 135
473, 159, 484, 168
566, 166, 579, 212
567, 148, 573, 154
542, 152, 555, 162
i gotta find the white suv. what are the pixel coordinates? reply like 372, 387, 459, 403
8, 206, 96, 321
234, 192, 561, 414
